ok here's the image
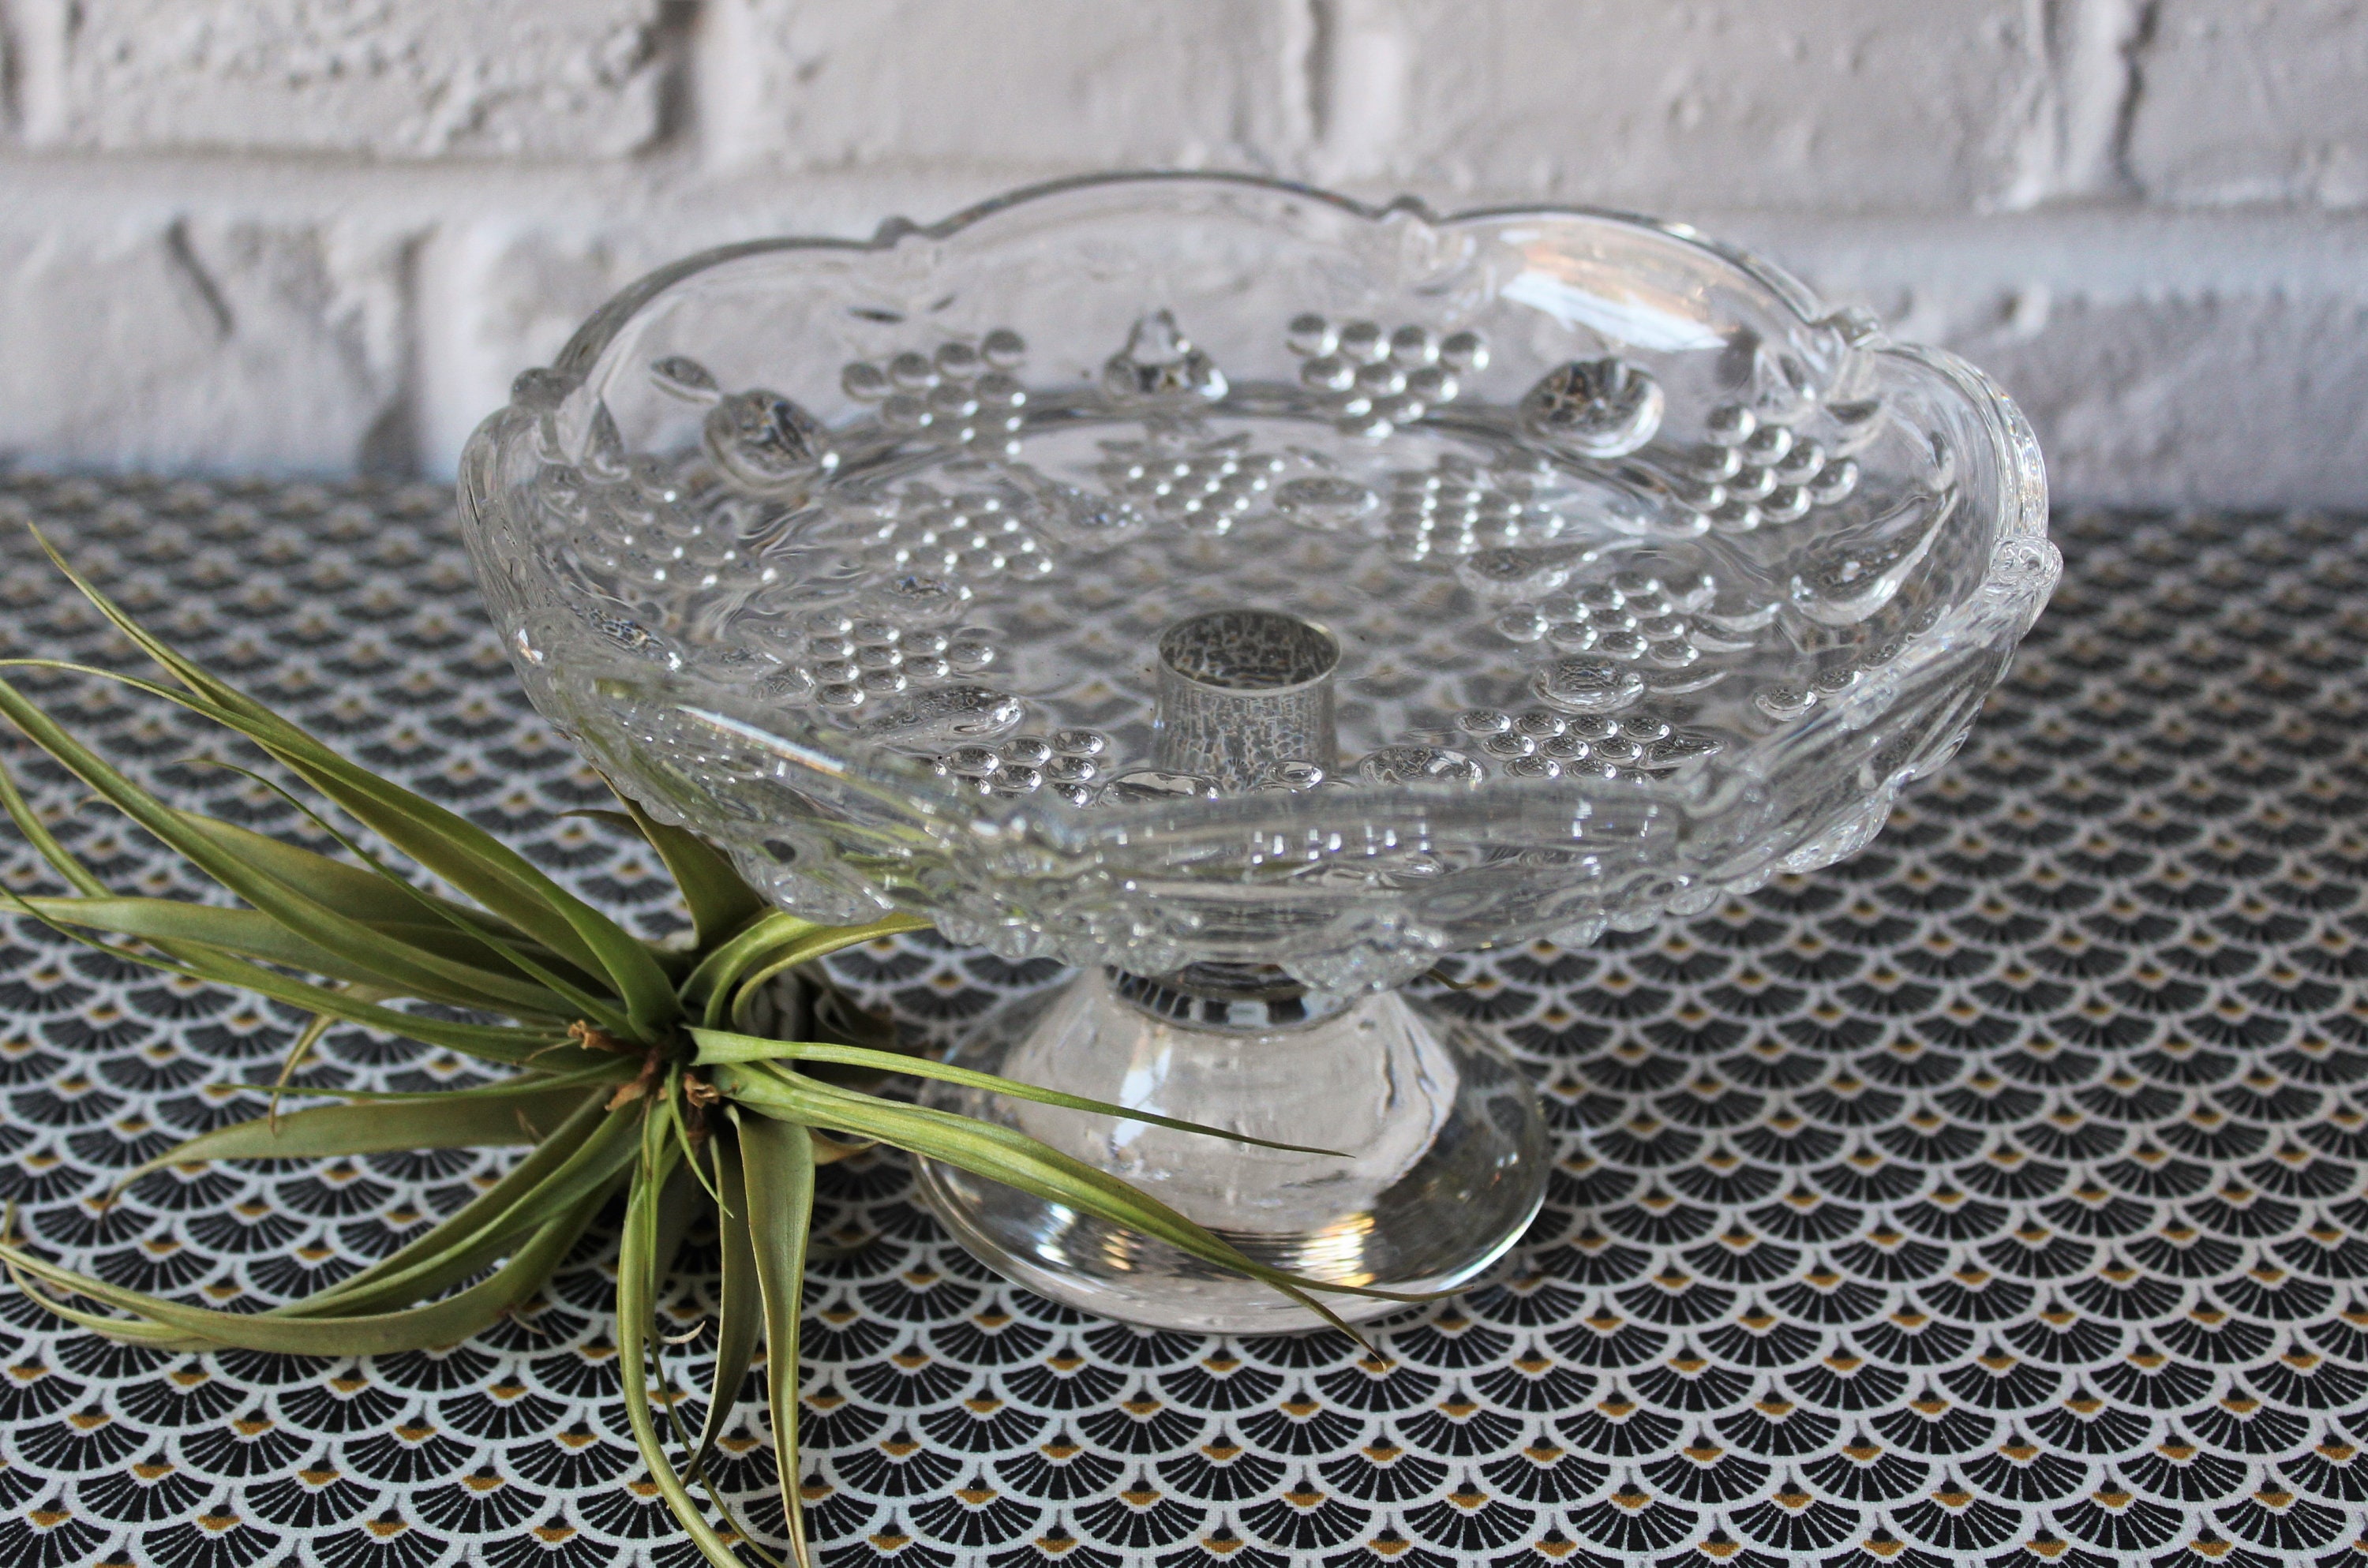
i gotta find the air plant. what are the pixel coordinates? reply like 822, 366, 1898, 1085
0, 540, 1405, 1566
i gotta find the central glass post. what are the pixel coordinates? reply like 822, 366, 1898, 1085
1152, 608, 1339, 791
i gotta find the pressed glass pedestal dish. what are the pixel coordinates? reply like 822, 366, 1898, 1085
458, 174, 2055, 1330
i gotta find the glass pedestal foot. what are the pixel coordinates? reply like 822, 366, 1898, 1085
912, 968, 1549, 1334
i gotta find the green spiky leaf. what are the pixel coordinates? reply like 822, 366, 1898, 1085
694, 1124, 766, 1476
142, 1081, 603, 1169
692, 1028, 1349, 1155
736, 1106, 819, 1568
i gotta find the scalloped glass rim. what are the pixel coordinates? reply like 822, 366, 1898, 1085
459, 171, 2055, 982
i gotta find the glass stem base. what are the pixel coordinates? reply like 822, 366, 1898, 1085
912, 969, 1549, 1333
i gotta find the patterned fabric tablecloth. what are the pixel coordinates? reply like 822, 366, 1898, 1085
0, 475, 2364, 1567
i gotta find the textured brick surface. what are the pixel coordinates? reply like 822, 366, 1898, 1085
419, 222, 661, 466
0, 0, 2359, 504
2128, 0, 2368, 207
1956, 292, 2368, 506
39, 0, 673, 158
1330, 0, 2051, 209
698, 0, 1302, 170
0, 208, 415, 473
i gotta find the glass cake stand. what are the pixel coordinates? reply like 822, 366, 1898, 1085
457, 174, 2055, 1331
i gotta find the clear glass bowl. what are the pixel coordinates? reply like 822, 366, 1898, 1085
459, 174, 2052, 1327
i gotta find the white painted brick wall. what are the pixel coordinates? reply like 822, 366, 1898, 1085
1329, 2, 2054, 210
0, 0, 2362, 505
32, 0, 673, 158
2130, 0, 2368, 206
700, 0, 1306, 171
0, 201, 414, 473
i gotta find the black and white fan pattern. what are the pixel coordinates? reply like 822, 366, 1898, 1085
0, 476, 2362, 1567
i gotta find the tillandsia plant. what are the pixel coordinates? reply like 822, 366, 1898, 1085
0, 537, 1411, 1568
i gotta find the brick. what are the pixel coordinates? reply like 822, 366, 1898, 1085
1328, 0, 2051, 211
418, 223, 658, 476
0, 211, 415, 473
46, 0, 670, 159
1948, 292, 2368, 507
2127, 0, 2368, 206
700, 0, 1303, 170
